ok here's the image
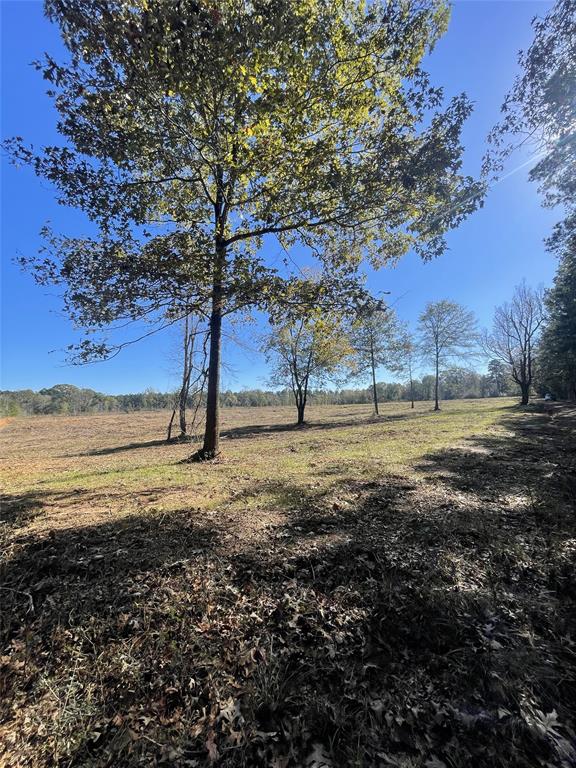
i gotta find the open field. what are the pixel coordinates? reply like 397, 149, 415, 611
1, 399, 575, 767
0, 400, 527, 540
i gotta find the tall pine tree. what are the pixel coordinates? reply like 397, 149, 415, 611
538, 245, 576, 399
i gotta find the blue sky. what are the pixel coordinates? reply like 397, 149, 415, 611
1, 0, 558, 394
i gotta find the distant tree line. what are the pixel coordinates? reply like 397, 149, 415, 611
1, 368, 517, 418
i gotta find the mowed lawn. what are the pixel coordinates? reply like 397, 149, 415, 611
1, 399, 517, 538
1, 399, 575, 767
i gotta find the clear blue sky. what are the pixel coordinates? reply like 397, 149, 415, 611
1, 0, 558, 394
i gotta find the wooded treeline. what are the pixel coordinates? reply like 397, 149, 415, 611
1, 368, 517, 417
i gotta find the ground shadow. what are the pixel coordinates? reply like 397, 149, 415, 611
0, 488, 92, 532
79, 437, 170, 456
416, 404, 576, 503
221, 408, 431, 440
76, 408, 434, 457
2, 405, 575, 767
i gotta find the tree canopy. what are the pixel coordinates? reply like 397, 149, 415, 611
538, 247, 576, 400
418, 299, 478, 410
485, 0, 575, 405
486, 0, 575, 254
6, 0, 483, 456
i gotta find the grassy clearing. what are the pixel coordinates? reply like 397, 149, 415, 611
1, 399, 575, 767
2, 399, 513, 531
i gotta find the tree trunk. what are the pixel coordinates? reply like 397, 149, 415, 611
297, 401, 306, 425
370, 339, 379, 416
167, 408, 176, 442
296, 379, 308, 425
192, 243, 224, 460
410, 378, 414, 409
178, 385, 188, 437
434, 355, 440, 411
520, 382, 530, 406
179, 314, 190, 437
201, 289, 223, 457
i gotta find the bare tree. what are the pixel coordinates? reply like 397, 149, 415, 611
349, 302, 405, 416
484, 283, 545, 405
167, 315, 209, 442
418, 301, 478, 410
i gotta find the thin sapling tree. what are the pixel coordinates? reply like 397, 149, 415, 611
418, 300, 478, 410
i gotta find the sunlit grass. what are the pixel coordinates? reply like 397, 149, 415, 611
0, 398, 520, 530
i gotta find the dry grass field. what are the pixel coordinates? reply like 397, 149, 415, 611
0, 399, 522, 541
1, 399, 575, 767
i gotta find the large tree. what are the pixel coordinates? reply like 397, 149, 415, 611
418, 300, 478, 410
537, 247, 576, 400
484, 283, 545, 406
7, 0, 482, 458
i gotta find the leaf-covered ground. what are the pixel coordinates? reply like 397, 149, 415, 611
1, 400, 575, 767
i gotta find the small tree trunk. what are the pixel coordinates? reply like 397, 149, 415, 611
179, 386, 188, 436
167, 408, 176, 441
410, 378, 414, 409
297, 401, 306, 425
179, 314, 191, 438
370, 340, 379, 416
520, 382, 530, 406
296, 381, 308, 425
295, 354, 311, 425
434, 355, 440, 411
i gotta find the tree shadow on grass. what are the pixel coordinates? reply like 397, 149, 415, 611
79, 438, 170, 456
68, 401, 513, 459
75, 409, 431, 457
219, 405, 576, 765
221, 408, 431, 440
415, 405, 576, 503
1, 506, 222, 631
1, 406, 575, 767
0, 504, 229, 763
1, 490, 56, 530
222, 466, 575, 767
0, 486, 194, 539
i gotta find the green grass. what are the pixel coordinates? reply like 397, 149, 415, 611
1, 398, 519, 522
